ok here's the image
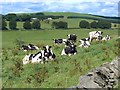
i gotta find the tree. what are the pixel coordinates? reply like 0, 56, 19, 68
5, 13, 17, 21
1, 19, 8, 30
9, 19, 17, 30
23, 21, 31, 29
32, 20, 41, 29
79, 20, 90, 28
97, 20, 111, 29
20, 14, 31, 21
90, 21, 98, 29
114, 24, 117, 27
52, 21, 68, 29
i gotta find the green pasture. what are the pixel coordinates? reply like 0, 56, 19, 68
2, 29, 118, 88
2, 29, 118, 48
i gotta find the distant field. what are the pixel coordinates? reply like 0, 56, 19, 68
2, 29, 118, 48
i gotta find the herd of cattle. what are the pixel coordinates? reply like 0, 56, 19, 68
22, 31, 111, 65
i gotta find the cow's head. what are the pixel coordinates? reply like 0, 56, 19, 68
43, 45, 52, 56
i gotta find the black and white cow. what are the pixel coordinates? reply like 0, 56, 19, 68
28, 44, 39, 50
22, 52, 43, 65
21, 45, 30, 51
42, 45, 56, 60
53, 39, 67, 44
89, 31, 103, 42
22, 45, 56, 65
61, 44, 77, 56
102, 35, 111, 41
21, 44, 39, 51
79, 37, 91, 48
67, 34, 77, 42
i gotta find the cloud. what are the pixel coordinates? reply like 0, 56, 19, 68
0, 0, 119, 3
0, 1, 119, 16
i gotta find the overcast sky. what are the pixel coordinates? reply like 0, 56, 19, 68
0, 0, 119, 17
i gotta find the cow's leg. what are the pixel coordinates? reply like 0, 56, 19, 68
61, 49, 66, 55
68, 53, 71, 56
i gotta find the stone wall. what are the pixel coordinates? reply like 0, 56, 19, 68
68, 57, 120, 89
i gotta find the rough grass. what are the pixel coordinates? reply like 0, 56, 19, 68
2, 29, 118, 88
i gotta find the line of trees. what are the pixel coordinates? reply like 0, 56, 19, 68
1, 19, 41, 30
3, 13, 64, 21
1, 19, 111, 30
79, 20, 111, 29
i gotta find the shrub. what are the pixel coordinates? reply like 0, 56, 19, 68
32, 20, 41, 29
90, 21, 98, 29
9, 19, 17, 30
97, 20, 111, 29
52, 21, 68, 29
1, 19, 8, 30
79, 20, 90, 28
23, 21, 31, 29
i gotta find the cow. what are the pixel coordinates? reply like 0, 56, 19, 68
89, 31, 103, 42
61, 44, 77, 56
79, 37, 91, 48
53, 39, 67, 44
28, 44, 39, 50
67, 34, 77, 42
22, 45, 56, 65
21, 44, 39, 51
42, 45, 56, 60
21, 45, 30, 51
102, 35, 111, 41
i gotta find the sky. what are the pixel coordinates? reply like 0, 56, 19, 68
0, 0, 119, 17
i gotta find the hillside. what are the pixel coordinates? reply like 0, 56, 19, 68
2, 12, 119, 23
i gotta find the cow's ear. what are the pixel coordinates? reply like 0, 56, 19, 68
49, 46, 52, 48
101, 32, 103, 34
74, 45, 77, 47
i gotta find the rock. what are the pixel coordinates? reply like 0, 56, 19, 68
77, 76, 101, 88
69, 57, 119, 89
93, 74, 107, 87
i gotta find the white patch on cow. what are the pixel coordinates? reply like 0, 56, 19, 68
68, 54, 72, 56
62, 39, 67, 44
86, 41, 90, 46
61, 49, 66, 55
34, 46, 39, 50
22, 54, 30, 65
23, 50, 27, 52
32, 53, 42, 63
46, 45, 49, 52
67, 34, 70, 38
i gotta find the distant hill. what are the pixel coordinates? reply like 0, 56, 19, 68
1, 12, 119, 23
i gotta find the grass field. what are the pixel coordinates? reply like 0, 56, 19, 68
2, 29, 118, 88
